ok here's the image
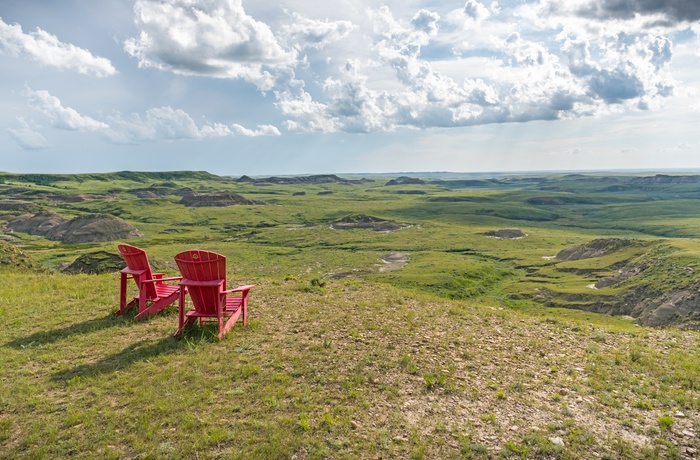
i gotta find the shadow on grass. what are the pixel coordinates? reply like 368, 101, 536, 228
4, 309, 139, 349
50, 325, 221, 383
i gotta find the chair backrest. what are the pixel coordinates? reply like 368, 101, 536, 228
174, 250, 227, 314
118, 244, 157, 298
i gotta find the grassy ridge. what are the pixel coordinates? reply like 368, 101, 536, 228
1, 270, 699, 459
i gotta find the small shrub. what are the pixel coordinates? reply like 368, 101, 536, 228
310, 277, 326, 288
636, 400, 652, 410
424, 373, 437, 390
658, 415, 673, 431
299, 414, 310, 431
591, 332, 607, 343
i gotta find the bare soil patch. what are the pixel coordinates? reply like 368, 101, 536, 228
378, 252, 410, 272
482, 228, 526, 239
331, 214, 411, 232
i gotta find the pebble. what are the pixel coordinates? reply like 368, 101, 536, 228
549, 437, 565, 447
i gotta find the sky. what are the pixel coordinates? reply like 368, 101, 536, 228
1, 0, 699, 176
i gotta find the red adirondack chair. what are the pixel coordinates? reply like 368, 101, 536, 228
116, 244, 181, 320
174, 249, 254, 340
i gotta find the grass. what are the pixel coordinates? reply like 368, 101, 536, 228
1, 269, 699, 459
1, 170, 700, 457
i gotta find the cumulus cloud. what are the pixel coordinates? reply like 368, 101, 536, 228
323, 60, 392, 133
0, 18, 116, 77
275, 72, 337, 133
104, 106, 280, 143
22, 87, 277, 144
25, 87, 108, 131
8, 117, 49, 150
271, 1, 686, 133
124, 0, 296, 90
104, 106, 217, 144
463, 0, 492, 22
279, 11, 356, 51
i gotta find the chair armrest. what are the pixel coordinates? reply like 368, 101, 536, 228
179, 279, 225, 287
121, 267, 148, 276
141, 276, 182, 284
223, 284, 256, 294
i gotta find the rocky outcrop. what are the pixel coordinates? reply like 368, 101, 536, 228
63, 251, 125, 274
527, 197, 566, 205
632, 289, 700, 329
0, 240, 41, 271
5, 211, 66, 235
556, 238, 637, 261
238, 174, 363, 185
594, 265, 648, 289
0, 200, 39, 212
385, 176, 425, 186
53, 216, 142, 243
631, 174, 700, 185
131, 187, 196, 198
179, 191, 267, 207
5, 211, 141, 243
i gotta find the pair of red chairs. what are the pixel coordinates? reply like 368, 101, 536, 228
116, 244, 254, 340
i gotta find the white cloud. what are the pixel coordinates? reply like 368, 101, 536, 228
462, 0, 492, 22
25, 87, 108, 131
124, 0, 296, 90
106, 107, 218, 143
8, 117, 49, 150
323, 60, 393, 133
230, 124, 281, 136
275, 72, 337, 133
279, 11, 356, 51
104, 106, 281, 143
22, 85, 282, 144
269, 1, 687, 133
0, 18, 116, 77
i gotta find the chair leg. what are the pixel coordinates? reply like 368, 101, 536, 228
217, 308, 224, 341
135, 291, 178, 320
174, 289, 187, 338
220, 308, 243, 340
242, 297, 248, 327
116, 273, 128, 316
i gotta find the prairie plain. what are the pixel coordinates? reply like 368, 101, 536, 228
1, 170, 699, 459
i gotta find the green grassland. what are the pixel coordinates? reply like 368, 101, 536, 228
1, 171, 700, 458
